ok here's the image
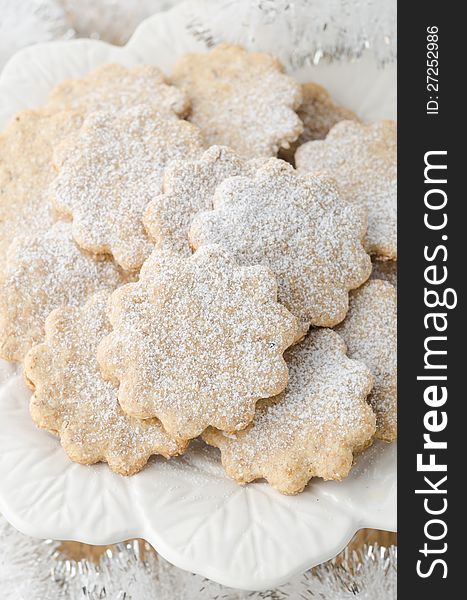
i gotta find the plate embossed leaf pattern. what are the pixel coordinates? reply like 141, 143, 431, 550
0, 2, 396, 590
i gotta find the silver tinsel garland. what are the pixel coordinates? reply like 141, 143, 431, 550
0, 515, 396, 599
187, 0, 397, 67
0, 0, 397, 71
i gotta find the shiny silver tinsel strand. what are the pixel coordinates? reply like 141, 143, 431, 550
1, 1, 396, 71
0, 515, 63, 599
1, 514, 396, 599
187, 0, 397, 67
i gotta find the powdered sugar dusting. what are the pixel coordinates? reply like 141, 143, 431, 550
335, 279, 397, 441
144, 145, 260, 254
189, 159, 371, 331
0, 55, 396, 491
52, 106, 205, 271
297, 82, 359, 143
25, 291, 183, 475
0, 108, 83, 267
203, 328, 375, 494
295, 120, 397, 259
97, 245, 299, 440
279, 81, 358, 164
49, 63, 190, 119
171, 44, 303, 158
0, 221, 126, 362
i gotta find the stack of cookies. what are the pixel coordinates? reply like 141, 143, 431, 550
0, 44, 396, 495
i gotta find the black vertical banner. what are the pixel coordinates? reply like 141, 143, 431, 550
398, 1, 463, 596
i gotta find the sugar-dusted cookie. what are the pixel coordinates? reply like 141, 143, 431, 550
25, 291, 185, 475
335, 279, 397, 441
295, 120, 397, 260
371, 259, 397, 288
279, 82, 358, 164
0, 222, 126, 362
297, 82, 358, 142
97, 245, 299, 440
189, 159, 371, 333
144, 145, 259, 254
52, 106, 204, 271
0, 108, 82, 267
203, 328, 375, 495
171, 44, 303, 158
48, 63, 190, 119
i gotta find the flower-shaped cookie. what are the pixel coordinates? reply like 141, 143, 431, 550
295, 120, 397, 259
97, 245, 299, 440
144, 145, 258, 254
0, 221, 126, 362
0, 108, 82, 267
52, 106, 204, 271
49, 63, 190, 118
335, 279, 397, 441
25, 292, 185, 475
171, 44, 303, 158
189, 159, 371, 333
204, 328, 376, 495
279, 82, 358, 164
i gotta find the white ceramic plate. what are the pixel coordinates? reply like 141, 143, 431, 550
0, 1, 396, 591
